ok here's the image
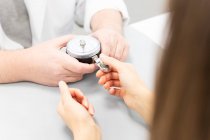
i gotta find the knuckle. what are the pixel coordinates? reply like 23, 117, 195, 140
103, 39, 111, 46
105, 74, 111, 80
115, 54, 121, 60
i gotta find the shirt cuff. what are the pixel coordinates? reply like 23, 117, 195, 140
84, 0, 130, 33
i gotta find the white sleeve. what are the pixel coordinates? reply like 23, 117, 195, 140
0, 23, 23, 50
84, 0, 129, 32
74, 0, 86, 27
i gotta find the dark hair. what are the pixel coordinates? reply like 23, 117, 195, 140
151, 0, 210, 140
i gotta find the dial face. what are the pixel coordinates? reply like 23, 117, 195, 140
66, 36, 101, 59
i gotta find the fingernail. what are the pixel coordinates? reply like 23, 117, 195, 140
58, 81, 65, 87
89, 106, 95, 116
104, 84, 108, 89
98, 79, 102, 84
84, 101, 89, 109
100, 53, 106, 59
90, 108, 95, 116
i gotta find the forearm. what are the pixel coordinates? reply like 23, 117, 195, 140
91, 9, 123, 33
0, 50, 29, 83
132, 88, 155, 125
73, 124, 101, 140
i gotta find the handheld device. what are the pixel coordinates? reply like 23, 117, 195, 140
66, 35, 110, 72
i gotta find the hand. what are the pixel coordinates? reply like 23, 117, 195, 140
22, 35, 96, 86
92, 28, 129, 61
57, 81, 100, 140
96, 54, 153, 123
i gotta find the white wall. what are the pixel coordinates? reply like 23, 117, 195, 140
124, 0, 168, 23
73, 0, 168, 33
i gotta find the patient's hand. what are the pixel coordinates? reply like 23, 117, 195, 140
22, 35, 96, 86
92, 28, 129, 61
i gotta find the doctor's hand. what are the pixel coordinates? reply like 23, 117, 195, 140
23, 35, 96, 86
96, 54, 153, 123
92, 28, 129, 61
57, 81, 101, 140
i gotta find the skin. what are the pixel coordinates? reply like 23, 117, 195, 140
0, 35, 96, 86
96, 54, 154, 124
58, 81, 101, 140
58, 54, 154, 140
0, 9, 129, 86
91, 9, 129, 61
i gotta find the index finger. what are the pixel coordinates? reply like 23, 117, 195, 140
96, 70, 106, 78
100, 54, 124, 72
53, 35, 75, 48
58, 81, 72, 104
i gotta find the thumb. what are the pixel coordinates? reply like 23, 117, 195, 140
100, 54, 123, 71
53, 35, 75, 49
58, 81, 72, 104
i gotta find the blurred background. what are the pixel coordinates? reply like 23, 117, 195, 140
73, 0, 168, 33
124, 0, 168, 22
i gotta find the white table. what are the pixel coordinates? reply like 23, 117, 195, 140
0, 26, 161, 140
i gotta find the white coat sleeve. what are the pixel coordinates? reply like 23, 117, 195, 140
75, 0, 129, 33
0, 23, 23, 50
74, 0, 86, 27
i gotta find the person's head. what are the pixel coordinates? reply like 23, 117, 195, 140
151, 0, 210, 140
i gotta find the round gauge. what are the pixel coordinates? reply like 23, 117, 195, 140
66, 36, 101, 63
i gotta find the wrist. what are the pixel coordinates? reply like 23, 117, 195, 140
132, 87, 154, 124
95, 24, 123, 34
91, 9, 123, 34
73, 123, 101, 140
8, 49, 31, 82
16, 48, 35, 82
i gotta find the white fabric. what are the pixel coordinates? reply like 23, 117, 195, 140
84, 0, 129, 32
0, 0, 129, 50
0, 24, 23, 50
